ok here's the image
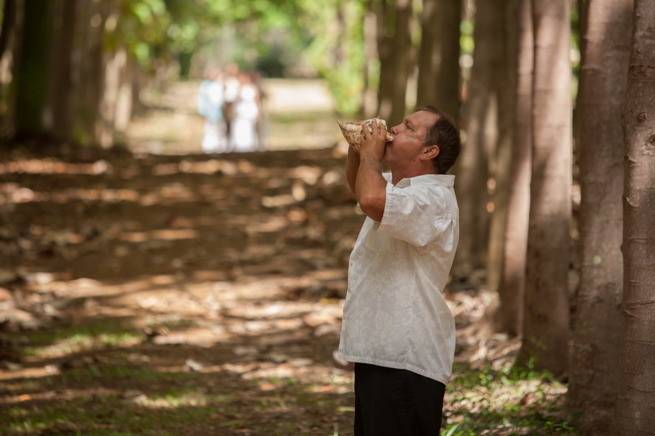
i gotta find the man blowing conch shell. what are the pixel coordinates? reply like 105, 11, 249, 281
335, 106, 462, 435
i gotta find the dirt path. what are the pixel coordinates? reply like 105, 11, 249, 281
0, 145, 366, 434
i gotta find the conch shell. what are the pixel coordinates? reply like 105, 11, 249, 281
338, 118, 394, 152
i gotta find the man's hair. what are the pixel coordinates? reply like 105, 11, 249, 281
417, 105, 461, 174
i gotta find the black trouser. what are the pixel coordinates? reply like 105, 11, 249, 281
354, 362, 445, 436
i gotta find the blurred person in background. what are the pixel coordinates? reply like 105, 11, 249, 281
197, 67, 226, 153
252, 71, 267, 150
231, 72, 260, 152
222, 63, 241, 149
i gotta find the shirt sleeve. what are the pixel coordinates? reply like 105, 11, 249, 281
378, 183, 456, 249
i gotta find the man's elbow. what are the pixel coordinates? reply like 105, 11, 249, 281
359, 196, 385, 222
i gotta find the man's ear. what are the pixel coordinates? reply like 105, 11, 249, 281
421, 145, 440, 161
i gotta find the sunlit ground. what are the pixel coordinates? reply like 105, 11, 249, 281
0, 79, 574, 435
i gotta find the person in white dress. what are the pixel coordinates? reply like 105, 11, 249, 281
231, 73, 260, 152
197, 68, 226, 153
222, 64, 241, 149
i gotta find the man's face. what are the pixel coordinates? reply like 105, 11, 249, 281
383, 111, 439, 167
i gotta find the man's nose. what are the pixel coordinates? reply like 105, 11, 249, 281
390, 125, 400, 135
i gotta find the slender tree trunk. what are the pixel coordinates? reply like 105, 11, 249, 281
334, 0, 345, 66
73, 0, 107, 145
568, 1, 632, 432
361, 0, 378, 117
617, 1, 655, 432
416, 0, 438, 107
487, 0, 517, 310
14, 0, 53, 139
388, 0, 411, 125
0, 0, 18, 137
0, 0, 16, 60
434, 0, 461, 119
52, 0, 77, 141
452, 0, 501, 279
416, 0, 461, 119
376, 0, 394, 120
518, 0, 572, 377
496, 0, 532, 336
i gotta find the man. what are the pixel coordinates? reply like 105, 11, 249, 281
335, 106, 461, 435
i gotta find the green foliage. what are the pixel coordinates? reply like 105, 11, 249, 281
109, 0, 366, 113
301, 0, 365, 114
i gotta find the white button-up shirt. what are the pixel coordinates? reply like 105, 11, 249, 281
336, 172, 459, 384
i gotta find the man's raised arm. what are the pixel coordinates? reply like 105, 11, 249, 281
346, 146, 360, 196
355, 124, 387, 222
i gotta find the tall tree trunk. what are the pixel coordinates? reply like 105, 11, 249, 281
376, 0, 394, 120
416, 0, 461, 118
434, 0, 461, 119
73, 0, 107, 145
452, 0, 501, 279
518, 0, 572, 376
416, 0, 439, 107
487, 0, 517, 311
361, 0, 378, 117
0, 0, 18, 137
334, 0, 345, 66
52, 0, 77, 141
496, 0, 532, 336
388, 0, 411, 125
14, 0, 54, 139
568, 0, 632, 432
0, 0, 16, 60
617, 0, 655, 432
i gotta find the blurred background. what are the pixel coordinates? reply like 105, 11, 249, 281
0, 0, 498, 153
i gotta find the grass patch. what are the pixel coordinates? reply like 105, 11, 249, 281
41, 362, 201, 389
21, 319, 144, 359
445, 362, 573, 435
2, 395, 217, 435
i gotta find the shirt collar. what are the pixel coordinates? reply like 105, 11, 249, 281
394, 173, 455, 188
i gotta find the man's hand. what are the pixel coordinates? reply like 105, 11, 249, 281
359, 121, 387, 162
355, 121, 387, 222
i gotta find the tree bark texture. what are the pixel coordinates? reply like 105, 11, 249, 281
376, 0, 395, 120
388, 0, 412, 125
14, 0, 53, 139
518, 0, 572, 377
568, 0, 632, 433
433, 0, 461, 119
361, 0, 378, 117
416, 0, 461, 119
617, 0, 655, 432
497, 0, 532, 336
0, 0, 16, 60
416, 0, 439, 107
52, 0, 77, 141
452, 0, 501, 279
484, 0, 517, 300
